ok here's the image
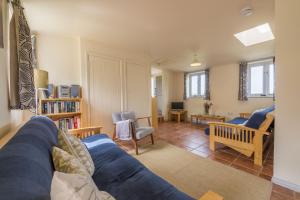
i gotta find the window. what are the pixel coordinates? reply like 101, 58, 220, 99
186, 71, 206, 98
247, 59, 275, 97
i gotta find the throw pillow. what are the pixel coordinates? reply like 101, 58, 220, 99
52, 147, 89, 176
51, 171, 115, 200
58, 130, 95, 175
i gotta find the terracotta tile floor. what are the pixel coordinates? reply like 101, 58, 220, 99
117, 121, 298, 200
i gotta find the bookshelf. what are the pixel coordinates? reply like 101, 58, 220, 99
38, 98, 82, 130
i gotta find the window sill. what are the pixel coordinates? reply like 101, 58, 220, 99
187, 96, 205, 99
247, 96, 274, 99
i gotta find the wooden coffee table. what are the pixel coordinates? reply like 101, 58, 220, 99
191, 114, 225, 125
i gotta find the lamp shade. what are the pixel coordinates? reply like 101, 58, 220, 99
34, 69, 49, 89
190, 55, 201, 67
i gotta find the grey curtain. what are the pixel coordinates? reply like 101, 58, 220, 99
204, 69, 210, 100
238, 62, 248, 101
183, 72, 188, 100
9, 0, 35, 109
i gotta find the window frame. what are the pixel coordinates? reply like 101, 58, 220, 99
187, 71, 206, 98
247, 59, 275, 98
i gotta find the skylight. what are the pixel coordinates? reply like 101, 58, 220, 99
234, 23, 275, 46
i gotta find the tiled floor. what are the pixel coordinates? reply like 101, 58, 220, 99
117, 121, 299, 200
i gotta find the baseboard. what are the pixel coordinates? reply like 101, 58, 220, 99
0, 123, 11, 139
272, 176, 300, 192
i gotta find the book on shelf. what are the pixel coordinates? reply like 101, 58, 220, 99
41, 101, 80, 114
54, 116, 81, 130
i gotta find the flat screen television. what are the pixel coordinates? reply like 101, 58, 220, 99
171, 102, 184, 110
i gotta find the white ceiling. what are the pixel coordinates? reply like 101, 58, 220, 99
23, 0, 275, 71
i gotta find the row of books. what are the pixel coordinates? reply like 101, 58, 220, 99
41, 101, 80, 114
54, 117, 81, 130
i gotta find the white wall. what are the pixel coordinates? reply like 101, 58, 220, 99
167, 64, 273, 120
36, 34, 81, 85
210, 64, 273, 118
0, 0, 11, 136
273, 0, 300, 191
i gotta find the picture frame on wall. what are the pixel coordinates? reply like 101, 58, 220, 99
0, 0, 3, 48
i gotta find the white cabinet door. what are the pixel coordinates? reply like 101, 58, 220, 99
88, 55, 122, 135
125, 62, 151, 120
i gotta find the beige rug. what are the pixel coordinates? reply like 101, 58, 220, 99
131, 140, 272, 200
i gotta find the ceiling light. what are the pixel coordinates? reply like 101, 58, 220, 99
234, 23, 275, 46
190, 55, 201, 67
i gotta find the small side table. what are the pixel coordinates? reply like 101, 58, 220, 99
169, 110, 187, 123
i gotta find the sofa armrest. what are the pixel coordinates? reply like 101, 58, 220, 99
69, 126, 102, 139
199, 191, 223, 200
208, 122, 269, 136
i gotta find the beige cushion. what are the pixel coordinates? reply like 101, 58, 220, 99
51, 171, 115, 200
58, 130, 95, 175
52, 147, 88, 176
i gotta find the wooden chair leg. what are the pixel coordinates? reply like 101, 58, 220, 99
254, 135, 263, 166
150, 134, 154, 145
209, 126, 216, 151
131, 139, 138, 155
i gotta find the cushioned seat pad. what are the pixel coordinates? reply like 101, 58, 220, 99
83, 134, 194, 200
205, 117, 248, 136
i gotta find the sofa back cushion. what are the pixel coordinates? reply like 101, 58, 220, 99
0, 116, 58, 200
245, 105, 275, 129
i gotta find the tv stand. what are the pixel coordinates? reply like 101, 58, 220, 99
169, 110, 187, 123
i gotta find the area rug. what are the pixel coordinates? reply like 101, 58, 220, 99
131, 140, 272, 200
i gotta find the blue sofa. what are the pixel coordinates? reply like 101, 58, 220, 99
205, 105, 275, 136
0, 117, 194, 200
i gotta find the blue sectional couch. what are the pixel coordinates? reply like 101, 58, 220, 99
0, 117, 194, 200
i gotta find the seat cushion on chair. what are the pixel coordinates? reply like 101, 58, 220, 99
204, 117, 248, 136
135, 127, 154, 139
244, 105, 275, 129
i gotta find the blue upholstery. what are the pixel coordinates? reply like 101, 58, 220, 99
0, 117, 193, 200
205, 105, 275, 136
244, 105, 275, 129
82, 134, 194, 200
0, 116, 58, 200
204, 117, 248, 135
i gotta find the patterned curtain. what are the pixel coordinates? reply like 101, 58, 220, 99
238, 62, 248, 101
203, 69, 210, 100
273, 57, 275, 101
183, 72, 188, 100
9, 0, 35, 109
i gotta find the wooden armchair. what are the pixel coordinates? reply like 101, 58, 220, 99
209, 111, 274, 166
112, 112, 154, 155
68, 126, 102, 139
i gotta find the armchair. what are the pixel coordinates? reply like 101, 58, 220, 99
112, 111, 154, 155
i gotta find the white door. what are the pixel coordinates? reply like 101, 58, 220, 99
126, 62, 151, 120
88, 55, 122, 135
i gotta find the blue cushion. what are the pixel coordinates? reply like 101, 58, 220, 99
0, 116, 58, 200
244, 105, 275, 129
205, 117, 248, 135
85, 134, 194, 200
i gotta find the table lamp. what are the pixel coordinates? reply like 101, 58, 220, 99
34, 69, 49, 115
